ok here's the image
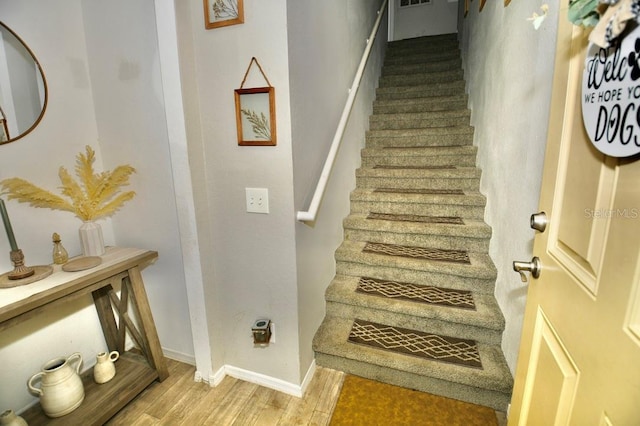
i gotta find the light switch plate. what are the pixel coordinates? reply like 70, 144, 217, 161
245, 188, 269, 214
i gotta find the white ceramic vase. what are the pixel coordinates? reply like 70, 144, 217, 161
0, 410, 27, 426
93, 350, 119, 384
79, 221, 105, 256
27, 352, 85, 418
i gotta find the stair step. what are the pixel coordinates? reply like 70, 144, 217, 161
313, 33, 513, 412
343, 213, 491, 252
373, 95, 469, 114
355, 166, 481, 190
382, 58, 462, 76
379, 70, 464, 88
335, 240, 497, 293
349, 188, 486, 219
384, 49, 461, 66
386, 41, 460, 56
313, 315, 513, 411
361, 146, 477, 167
376, 80, 466, 101
325, 275, 505, 343
366, 126, 474, 147
369, 109, 471, 129
387, 33, 458, 50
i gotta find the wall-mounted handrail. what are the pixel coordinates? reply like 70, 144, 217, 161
296, 0, 388, 223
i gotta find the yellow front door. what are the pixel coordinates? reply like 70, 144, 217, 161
509, 5, 640, 425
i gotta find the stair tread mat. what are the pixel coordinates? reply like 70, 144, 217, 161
373, 165, 456, 170
314, 316, 513, 390
370, 109, 471, 119
368, 126, 473, 135
363, 242, 470, 264
374, 95, 467, 105
367, 212, 464, 225
373, 188, 465, 195
348, 319, 482, 369
356, 276, 475, 310
377, 83, 465, 93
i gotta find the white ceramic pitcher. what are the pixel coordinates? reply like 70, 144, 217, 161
28, 352, 84, 418
93, 350, 119, 384
0, 410, 27, 426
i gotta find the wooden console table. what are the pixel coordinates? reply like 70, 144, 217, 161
0, 247, 169, 425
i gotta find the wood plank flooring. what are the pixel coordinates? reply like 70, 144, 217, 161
105, 358, 507, 425
105, 358, 345, 425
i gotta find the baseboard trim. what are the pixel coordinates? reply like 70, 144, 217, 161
224, 365, 303, 397
204, 361, 317, 397
210, 365, 226, 386
162, 347, 196, 365
162, 349, 317, 398
300, 359, 317, 396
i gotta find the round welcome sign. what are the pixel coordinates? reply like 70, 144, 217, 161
582, 25, 640, 158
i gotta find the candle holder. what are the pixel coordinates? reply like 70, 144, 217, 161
8, 249, 35, 280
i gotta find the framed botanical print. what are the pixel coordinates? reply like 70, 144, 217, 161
204, 0, 244, 29
0, 119, 8, 142
234, 87, 276, 146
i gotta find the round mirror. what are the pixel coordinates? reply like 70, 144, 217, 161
0, 21, 48, 144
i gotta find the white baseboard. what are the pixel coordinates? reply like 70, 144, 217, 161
209, 365, 226, 386
161, 348, 317, 398
224, 365, 303, 397
162, 347, 196, 365
300, 359, 317, 396
202, 361, 317, 397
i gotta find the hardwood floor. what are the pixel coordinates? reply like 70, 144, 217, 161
105, 358, 507, 425
106, 358, 345, 425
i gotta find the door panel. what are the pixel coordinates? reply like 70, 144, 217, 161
549, 39, 617, 297
520, 309, 579, 426
510, 3, 640, 424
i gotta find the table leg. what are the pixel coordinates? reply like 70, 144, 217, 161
92, 284, 120, 352
127, 266, 169, 381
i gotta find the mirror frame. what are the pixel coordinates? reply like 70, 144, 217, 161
0, 21, 48, 145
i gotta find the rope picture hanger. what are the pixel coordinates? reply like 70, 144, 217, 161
239, 57, 272, 89
235, 57, 277, 146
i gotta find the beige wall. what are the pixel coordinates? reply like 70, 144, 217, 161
459, 1, 559, 372
176, 0, 389, 386
288, 0, 388, 380
0, 0, 192, 412
177, 0, 301, 384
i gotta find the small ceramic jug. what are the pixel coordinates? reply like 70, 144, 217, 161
0, 410, 27, 426
27, 352, 84, 418
93, 350, 119, 384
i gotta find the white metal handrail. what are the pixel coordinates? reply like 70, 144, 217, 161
296, 0, 388, 222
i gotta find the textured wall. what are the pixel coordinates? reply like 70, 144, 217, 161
459, 1, 559, 373
288, 0, 388, 380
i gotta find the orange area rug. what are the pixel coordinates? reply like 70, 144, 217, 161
330, 375, 498, 426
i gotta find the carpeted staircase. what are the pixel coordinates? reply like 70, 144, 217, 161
312, 33, 513, 411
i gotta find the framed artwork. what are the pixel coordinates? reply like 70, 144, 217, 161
0, 120, 8, 143
0, 106, 8, 142
234, 87, 276, 146
204, 0, 244, 29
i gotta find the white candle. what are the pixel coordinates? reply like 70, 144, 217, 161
0, 198, 18, 251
